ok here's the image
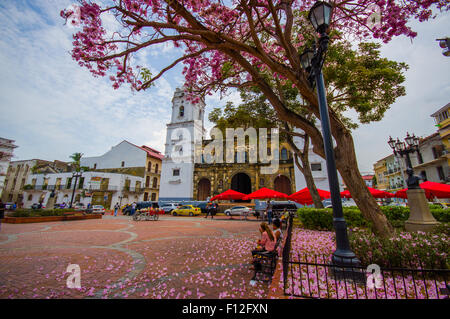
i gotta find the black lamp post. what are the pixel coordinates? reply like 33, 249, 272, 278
69, 171, 83, 208
301, 1, 361, 273
388, 133, 420, 170
388, 133, 422, 189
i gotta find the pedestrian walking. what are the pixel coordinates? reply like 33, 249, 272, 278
266, 200, 273, 225
114, 202, 119, 217
131, 202, 137, 216
204, 202, 211, 218
0, 200, 5, 231
210, 202, 217, 219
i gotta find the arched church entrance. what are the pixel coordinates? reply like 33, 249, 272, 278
197, 178, 211, 201
274, 175, 292, 195
231, 173, 252, 198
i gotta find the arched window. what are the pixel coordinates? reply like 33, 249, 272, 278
179, 105, 184, 117
155, 163, 158, 173
281, 148, 288, 160
27, 194, 33, 201
152, 177, 158, 188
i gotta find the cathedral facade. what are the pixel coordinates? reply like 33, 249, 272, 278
159, 88, 299, 202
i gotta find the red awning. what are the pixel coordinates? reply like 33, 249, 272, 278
209, 189, 247, 201
395, 181, 450, 199
340, 187, 394, 199
243, 187, 289, 200
288, 187, 331, 205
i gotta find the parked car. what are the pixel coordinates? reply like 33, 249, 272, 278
5, 202, 15, 210
194, 202, 208, 214
171, 205, 201, 216
324, 199, 357, 209
224, 206, 253, 217
73, 203, 86, 211
160, 203, 181, 213
92, 205, 106, 215
31, 203, 45, 210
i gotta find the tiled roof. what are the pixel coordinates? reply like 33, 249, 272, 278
140, 145, 164, 160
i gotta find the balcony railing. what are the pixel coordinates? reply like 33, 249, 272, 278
122, 186, 144, 193
88, 185, 119, 192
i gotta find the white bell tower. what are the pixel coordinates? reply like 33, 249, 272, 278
159, 87, 205, 201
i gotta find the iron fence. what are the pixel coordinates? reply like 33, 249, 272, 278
282, 217, 449, 299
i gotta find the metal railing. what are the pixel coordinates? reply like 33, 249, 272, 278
282, 219, 449, 299
283, 254, 449, 299
123, 186, 144, 193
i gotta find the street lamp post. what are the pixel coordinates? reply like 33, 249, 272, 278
387, 133, 421, 185
69, 171, 83, 208
388, 134, 439, 231
301, 1, 362, 275
436, 37, 450, 57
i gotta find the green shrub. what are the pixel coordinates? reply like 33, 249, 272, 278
9, 209, 68, 217
298, 206, 450, 231
297, 208, 333, 230
380, 206, 409, 221
430, 209, 450, 223
349, 228, 449, 269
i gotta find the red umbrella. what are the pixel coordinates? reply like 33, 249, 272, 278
340, 190, 352, 199
210, 189, 247, 201
395, 181, 450, 199
340, 187, 394, 199
243, 187, 289, 200
288, 187, 331, 205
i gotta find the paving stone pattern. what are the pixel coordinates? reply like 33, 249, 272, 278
0, 215, 270, 299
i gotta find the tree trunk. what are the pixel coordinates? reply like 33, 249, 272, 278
334, 130, 394, 238
296, 154, 325, 208
285, 129, 324, 209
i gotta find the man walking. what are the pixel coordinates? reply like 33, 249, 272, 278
114, 202, 120, 217
0, 200, 5, 231
266, 200, 273, 225
131, 202, 137, 216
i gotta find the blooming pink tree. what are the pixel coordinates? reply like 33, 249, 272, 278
62, 0, 449, 237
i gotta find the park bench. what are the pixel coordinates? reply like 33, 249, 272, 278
250, 237, 282, 283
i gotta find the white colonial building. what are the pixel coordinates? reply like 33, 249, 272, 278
22, 171, 145, 209
292, 126, 345, 192
22, 140, 163, 209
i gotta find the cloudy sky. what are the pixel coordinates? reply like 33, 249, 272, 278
0, 1, 449, 174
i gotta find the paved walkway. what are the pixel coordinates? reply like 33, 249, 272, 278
0, 215, 270, 299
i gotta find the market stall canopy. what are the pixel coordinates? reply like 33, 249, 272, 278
288, 187, 331, 205
243, 187, 289, 200
209, 189, 247, 201
395, 181, 450, 199
341, 187, 394, 199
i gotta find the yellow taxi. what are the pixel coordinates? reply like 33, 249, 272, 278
171, 205, 201, 216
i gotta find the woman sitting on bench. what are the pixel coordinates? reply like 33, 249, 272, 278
252, 222, 276, 255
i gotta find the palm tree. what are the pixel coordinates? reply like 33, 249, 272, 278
70, 152, 83, 172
